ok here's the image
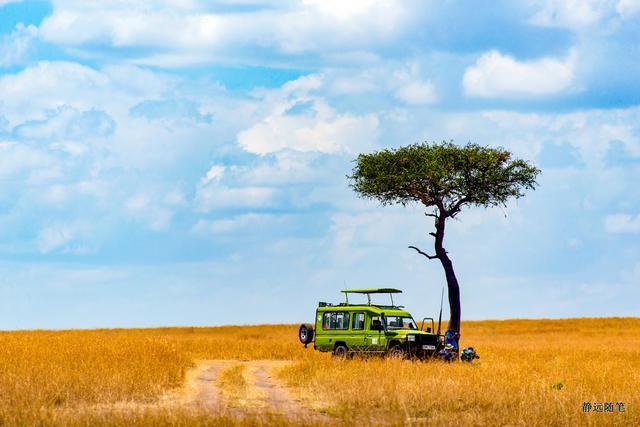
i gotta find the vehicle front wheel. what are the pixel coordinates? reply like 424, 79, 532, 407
387, 344, 406, 359
332, 344, 349, 359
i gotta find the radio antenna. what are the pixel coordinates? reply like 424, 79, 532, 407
436, 286, 444, 337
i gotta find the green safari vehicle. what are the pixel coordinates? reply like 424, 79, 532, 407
298, 288, 443, 359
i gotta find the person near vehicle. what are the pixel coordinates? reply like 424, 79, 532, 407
444, 329, 459, 351
438, 343, 456, 362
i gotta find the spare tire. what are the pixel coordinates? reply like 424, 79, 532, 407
298, 323, 314, 345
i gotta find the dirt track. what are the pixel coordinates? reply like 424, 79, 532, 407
164, 359, 321, 420
77, 359, 324, 421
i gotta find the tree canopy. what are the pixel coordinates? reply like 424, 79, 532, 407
349, 142, 540, 218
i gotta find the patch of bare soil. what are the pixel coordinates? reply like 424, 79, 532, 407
182, 360, 325, 420
88, 359, 328, 422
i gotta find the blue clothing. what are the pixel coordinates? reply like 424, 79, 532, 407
445, 330, 458, 351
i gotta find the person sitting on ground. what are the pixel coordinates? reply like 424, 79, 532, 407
438, 343, 456, 362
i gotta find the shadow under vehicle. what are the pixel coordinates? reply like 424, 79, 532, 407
298, 288, 444, 359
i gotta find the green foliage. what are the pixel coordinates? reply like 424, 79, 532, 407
349, 141, 540, 216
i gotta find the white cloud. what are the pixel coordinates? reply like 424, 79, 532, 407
528, 0, 605, 28
124, 192, 177, 231
125, 193, 150, 214
394, 80, 437, 105
0, 141, 59, 182
0, 61, 170, 124
38, 0, 421, 66
0, 62, 108, 120
239, 151, 321, 186
195, 164, 278, 211
617, 0, 640, 17
238, 75, 378, 155
201, 165, 225, 185
36, 222, 95, 254
163, 189, 186, 206
329, 75, 378, 95
195, 185, 276, 211
12, 106, 115, 141
191, 213, 286, 235
37, 225, 75, 253
463, 50, 576, 98
238, 106, 378, 155
0, 23, 37, 67
390, 63, 439, 105
605, 213, 640, 233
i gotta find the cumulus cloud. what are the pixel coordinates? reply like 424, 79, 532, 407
617, 0, 640, 18
238, 104, 378, 155
0, 141, 59, 182
528, 0, 605, 28
394, 80, 437, 105
237, 75, 378, 154
0, 61, 170, 123
123, 191, 183, 231
38, 0, 421, 66
37, 224, 76, 253
195, 163, 277, 211
194, 185, 276, 212
12, 106, 116, 141
462, 50, 576, 98
37, 221, 95, 254
201, 165, 225, 185
191, 213, 287, 235
129, 99, 212, 123
605, 213, 640, 233
0, 23, 37, 67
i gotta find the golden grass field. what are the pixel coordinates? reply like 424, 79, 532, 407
0, 318, 638, 426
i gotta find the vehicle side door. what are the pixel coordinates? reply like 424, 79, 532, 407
364, 312, 386, 352
349, 312, 366, 350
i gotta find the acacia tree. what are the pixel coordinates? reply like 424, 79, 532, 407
349, 142, 540, 345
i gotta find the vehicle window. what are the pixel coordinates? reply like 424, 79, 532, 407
322, 312, 350, 330
352, 312, 365, 330
370, 316, 381, 330
335, 312, 349, 329
384, 316, 417, 330
322, 312, 331, 329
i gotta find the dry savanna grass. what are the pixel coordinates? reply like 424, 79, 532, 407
218, 364, 254, 408
0, 318, 638, 426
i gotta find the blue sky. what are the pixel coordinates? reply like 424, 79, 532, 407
1, 0, 639, 329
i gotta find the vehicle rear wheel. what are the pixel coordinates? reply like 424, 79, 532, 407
298, 323, 314, 345
387, 344, 406, 359
332, 344, 349, 359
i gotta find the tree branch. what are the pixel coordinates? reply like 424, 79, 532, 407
447, 197, 469, 217
424, 212, 438, 218
408, 245, 439, 260
429, 232, 437, 238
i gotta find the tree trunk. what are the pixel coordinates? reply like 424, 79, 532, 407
434, 211, 461, 339
439, 252, 461, 334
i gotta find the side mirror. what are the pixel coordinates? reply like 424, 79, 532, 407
426, 327, 432, 333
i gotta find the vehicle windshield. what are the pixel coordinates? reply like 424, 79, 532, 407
384, 316, 417, 330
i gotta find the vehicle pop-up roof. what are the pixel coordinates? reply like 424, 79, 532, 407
340, 288, 403, 307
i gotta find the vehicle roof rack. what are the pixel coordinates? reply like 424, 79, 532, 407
341, 288, 402, 294
340, 288, 403, 306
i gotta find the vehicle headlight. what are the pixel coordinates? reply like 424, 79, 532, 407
407, 335, 416, 342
